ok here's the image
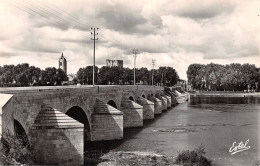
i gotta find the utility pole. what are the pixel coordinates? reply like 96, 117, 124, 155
152, 59, 156, 86
133, 49, 139, 85
161, 73, 163, 86
91, 27, 98, 86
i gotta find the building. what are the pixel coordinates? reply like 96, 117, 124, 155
172, 79, 187, 91
59, 52, 67, 75
106, 59, 123, 68
67, 74, 76, 82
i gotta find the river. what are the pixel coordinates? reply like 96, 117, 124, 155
110, 96, 260, 166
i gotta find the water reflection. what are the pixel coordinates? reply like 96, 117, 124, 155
190, 96, 260, 105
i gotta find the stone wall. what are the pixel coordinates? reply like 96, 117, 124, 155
148, 96, 162, 114
136, 97, 154, 120
121, 99, 143, 128
0, 94, 14, 138
92, 99, 123, 141
167, 92, 178, 106
161, 96, 168, 111
165, 95, 172, 108
30, 108, 84, 165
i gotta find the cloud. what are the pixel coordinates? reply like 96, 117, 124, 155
175, 0, 235, 19
96, 3, 147, 34
0, 0, 259, 80
0, 51, 20, 58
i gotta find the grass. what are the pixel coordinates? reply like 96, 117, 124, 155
98, 151, 176, 166
0, 130, 33, 165
175, 145, 212, 166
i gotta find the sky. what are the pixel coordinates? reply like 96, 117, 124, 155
0, 0, 259, 79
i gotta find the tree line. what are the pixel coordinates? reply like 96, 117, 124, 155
187, 63, 260, 91
0, 63, 179, 87
0, 63, 67, 87
77, 66, 179, 86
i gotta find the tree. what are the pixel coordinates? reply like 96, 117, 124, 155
75, 65, 180, 86
1, 65, 15, 84
187, 64, 205, 89
40, 67, 67, 85
55, 68, 68, 85
157, 67, 179, 86
187, 63, 258, 91
26, 66, 41, 85
77, 66, 98, 85
121, 68, 133, 84
40, 67, 56, 85
136, 67, 149, 84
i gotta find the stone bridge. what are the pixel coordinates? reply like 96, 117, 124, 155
0, 85, 177, 165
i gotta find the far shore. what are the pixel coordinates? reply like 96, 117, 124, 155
190, 91, 260, 97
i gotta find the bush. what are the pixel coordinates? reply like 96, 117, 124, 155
1, 130, 33, 165
175, 145, 212, 166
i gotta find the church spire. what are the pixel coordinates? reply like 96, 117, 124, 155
59, 52, 67, 75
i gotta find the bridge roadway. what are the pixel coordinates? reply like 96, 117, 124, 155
0, 85, 177, 165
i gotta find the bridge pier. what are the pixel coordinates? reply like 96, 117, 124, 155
121, 99, 143, 128
148, 96, 162, 114
91, 99, 123, 141
156, 95, 167, 111
167, 92, 178, 106
30, 107, 84, 165
0, 94, 13, 139
165, 95, 172, 108
136, 96, 154, 120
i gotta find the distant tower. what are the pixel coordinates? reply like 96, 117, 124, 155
106, 59, 123, 68
59, 52, 67, 75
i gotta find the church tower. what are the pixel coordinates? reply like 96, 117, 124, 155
59, 52, 67, 75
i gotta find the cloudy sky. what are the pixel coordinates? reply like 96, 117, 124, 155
0, 0, 259, 79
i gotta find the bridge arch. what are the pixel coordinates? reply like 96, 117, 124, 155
129, 96, 134, 101
65, 106, 91, 141
107, 100, 117, 109
14, 119, 29, 147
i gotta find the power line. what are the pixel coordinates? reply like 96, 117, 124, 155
43, 0, 93, 28
2, 0, 75, 34
2, 0, 110, 54
41, 0, 107, 39
2, 0, 110, 61
20, 0, 90, 37
3, 0, 95, 40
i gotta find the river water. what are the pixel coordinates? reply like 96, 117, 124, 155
112, 96, 260, 166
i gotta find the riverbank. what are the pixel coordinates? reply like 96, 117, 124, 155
97, 151, 180, 166
190, 91, 260, 97
97, 145, 212, 166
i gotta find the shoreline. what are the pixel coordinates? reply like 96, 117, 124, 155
97, 151, 181, 166
190, 92, 260, 97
